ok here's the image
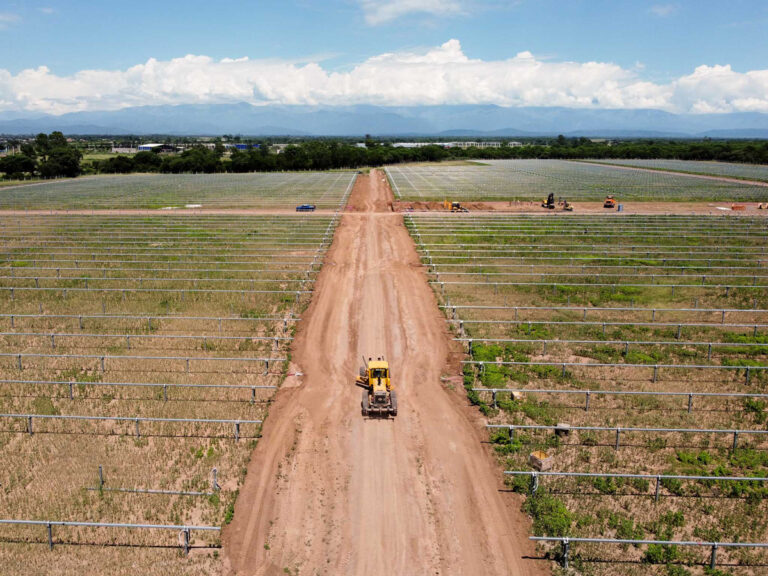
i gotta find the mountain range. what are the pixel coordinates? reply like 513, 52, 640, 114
2, 104, 768, 138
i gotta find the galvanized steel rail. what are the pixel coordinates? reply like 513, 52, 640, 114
0, 518, 220, 555
0, 352, 286, 374
505, 470, 768, 501
487, 423, 768, 450
472, 387, 768, 413
465, 360, 768, 385
0, 413, 262, 440
529, 536, 768, 570
0, 378, 277, 403
457, 337, 768, 362
0, 312, 298, 326
0, 331, 292, 351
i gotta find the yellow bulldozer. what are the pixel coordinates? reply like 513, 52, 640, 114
444, 200, 469, 212
356, 356, 397, 417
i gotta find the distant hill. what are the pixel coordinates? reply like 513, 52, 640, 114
2, 103, 768, 137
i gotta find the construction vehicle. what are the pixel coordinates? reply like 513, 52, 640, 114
561, 199, 574, 212
603, 196, 617, 209
541, 193, 555, 209
444, 200, 469, 213
356, 356, 397, 417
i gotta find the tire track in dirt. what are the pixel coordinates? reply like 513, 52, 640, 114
222, 170, 544, 576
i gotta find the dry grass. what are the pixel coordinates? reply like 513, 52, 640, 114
0, 214, 332, 573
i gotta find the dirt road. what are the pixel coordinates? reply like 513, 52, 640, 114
222, 170, 542, 576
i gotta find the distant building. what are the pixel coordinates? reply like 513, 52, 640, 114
111, 147, 137, 154
450, 141, 503, 149
138, 143, 176, 153
138, 143, 163, 152
391, 141, 504, 149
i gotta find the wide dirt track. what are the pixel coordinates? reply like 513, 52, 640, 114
222, 170, 542, 576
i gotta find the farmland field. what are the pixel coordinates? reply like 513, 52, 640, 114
0, 171, 357, 210
387, 160, 768, 202
407, 213, 768, 574
586, 159, 768, 183
0, 213, 337, 573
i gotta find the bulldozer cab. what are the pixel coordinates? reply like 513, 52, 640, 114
366, 361, 391, 392
371, 367, 387, 379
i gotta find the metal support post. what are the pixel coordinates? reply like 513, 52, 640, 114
585, 391, 591, 412
561, 539, 570, 569
182, 528, 190, 555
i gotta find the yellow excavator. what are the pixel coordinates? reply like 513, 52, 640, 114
356, 356, 397, 417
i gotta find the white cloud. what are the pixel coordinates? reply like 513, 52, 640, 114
0, 40, 766, 115
0, 12, 21, 29
38, 7, 56, 15
672, 65, 768, 113
358, 0, 464, 25
650, 4, 678, 17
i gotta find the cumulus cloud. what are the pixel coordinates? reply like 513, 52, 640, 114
650, 4, 678, 17
672, 64, 768, 113
0, 39, 766, 115
358, 0, 464, 25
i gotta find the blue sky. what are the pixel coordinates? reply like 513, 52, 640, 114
1, 1, 767, 114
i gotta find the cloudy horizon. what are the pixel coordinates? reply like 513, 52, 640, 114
1, 1, 767, 117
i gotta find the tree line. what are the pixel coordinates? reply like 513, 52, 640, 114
2, 133, 768, 180
0, 132, 82, 179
